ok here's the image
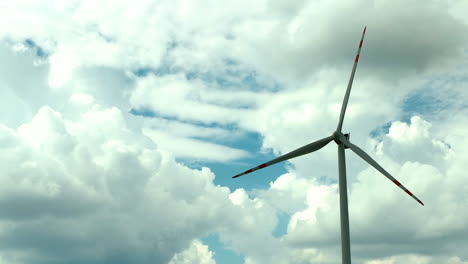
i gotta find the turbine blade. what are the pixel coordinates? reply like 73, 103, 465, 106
232, 135, 334, 178
339, 136, 424, 206
337, 26, 367, 132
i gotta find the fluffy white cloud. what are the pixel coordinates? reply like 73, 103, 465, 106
0, 101, 284, 263
142, 127, 249, 162
269, 115, 468, 263
376, 116, 454, 168
169, 240, 216, 264
130, 74, 256, 125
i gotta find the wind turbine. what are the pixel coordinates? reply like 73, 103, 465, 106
231, 26, 424, 264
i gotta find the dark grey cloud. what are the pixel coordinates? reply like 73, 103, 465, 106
228, 0, 468, 86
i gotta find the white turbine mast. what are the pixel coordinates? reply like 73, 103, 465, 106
231, 26, 423, 264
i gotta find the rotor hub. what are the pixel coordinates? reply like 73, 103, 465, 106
332, 131, 341, 144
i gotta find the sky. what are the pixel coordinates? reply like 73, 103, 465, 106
0, 0, 468, 263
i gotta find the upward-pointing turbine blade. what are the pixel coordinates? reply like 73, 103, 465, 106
336, 26, 367, 132
232, 135, 334, 178
338, 136, 424, 206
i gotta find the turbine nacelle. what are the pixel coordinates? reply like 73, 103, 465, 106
332, 131, 350, 149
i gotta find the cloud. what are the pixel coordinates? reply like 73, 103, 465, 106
169, 240, 216, 264
0, 102, 281, 263
130, 74, 254, 125
0, 43, 50, 128
142, 127, 249, 162
273, 116, 468, 262
377, 116, 453, 168
365, 254, 468, 264
1, 0, 468, 263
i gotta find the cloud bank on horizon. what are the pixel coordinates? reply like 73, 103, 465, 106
1, 0, 468, 263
